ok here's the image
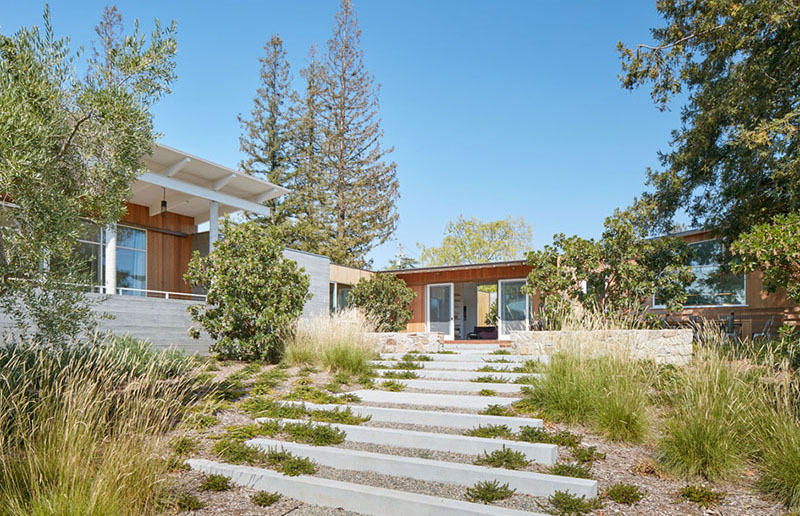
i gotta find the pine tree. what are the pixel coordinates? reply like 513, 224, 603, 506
238, 34, 294, 224
319, 0, 400, 268
281, 46, 331, 251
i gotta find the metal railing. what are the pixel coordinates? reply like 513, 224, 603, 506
93, 285, 206, 302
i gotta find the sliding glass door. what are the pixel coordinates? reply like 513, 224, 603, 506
498, 279, 529, 339
427, 283, 454, 339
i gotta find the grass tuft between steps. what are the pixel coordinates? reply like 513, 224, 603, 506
465, 480, 516, 504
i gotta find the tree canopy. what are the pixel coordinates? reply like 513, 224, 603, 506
618, 1, 800, 246
418, 216, 532, 266
0, 6, 177, 343
239, 0, 398, 268
525, 209, 694, 314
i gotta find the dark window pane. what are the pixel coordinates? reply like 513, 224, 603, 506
117, 226, 146, 250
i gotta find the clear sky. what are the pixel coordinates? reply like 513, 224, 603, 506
2, 1, 681, 268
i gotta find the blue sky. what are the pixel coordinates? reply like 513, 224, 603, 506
2, 1, 680, 268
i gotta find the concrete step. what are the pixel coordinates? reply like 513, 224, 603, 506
349, 389, 519, 410
380, 353, 546, 363
189, 459, 548, 516
443, 345, 503, 352
395, 379, 523, 394
258, 418, 557, 465
372, 360, 520, 371
248, 438, 596, 498
279, 401, 543, 431
379, 369, 534, 382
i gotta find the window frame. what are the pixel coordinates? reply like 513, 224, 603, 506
652, 238, 747, 309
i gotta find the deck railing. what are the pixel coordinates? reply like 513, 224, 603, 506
92, 285, 206, 302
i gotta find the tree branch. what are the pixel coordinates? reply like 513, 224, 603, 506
56, 113, 92, 161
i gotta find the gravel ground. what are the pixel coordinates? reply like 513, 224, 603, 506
313, 465, 549, 513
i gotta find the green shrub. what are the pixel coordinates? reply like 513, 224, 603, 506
393, 360, 421, 370
282, 421, 347, 446
513, 360, 545, 373
677, 484, 724, 507
472, 375, 509, 384
176, 493, 206, 511
465, 480, 515, 504
251, 368, 288, 394
347, 274, 416, 331
758, 409, 800, 508
185, 219, 310, 362
200, 474, 230, 492
571, 446, 605, 466
517, 427, 582, 448
490, 350, 511, 355
264, 448, 317, 476
213, 437, 268, 465
605, 483, 644, 504
171, 436, 200, 457
403, 353, 432, 361
381, 370, 419, 379
251, 491, 281, 506
478, 388, 497, 396
477, 365, 504, 372
284, 385, 346, 404
544, 491, 603, 515
480, 404, 514, 416
464, 425, 513, 439
547, 463, 592, 479
473, 446, 530, 470
380, 380, 406, 391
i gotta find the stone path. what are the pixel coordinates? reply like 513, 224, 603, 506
189, 344, 598, 515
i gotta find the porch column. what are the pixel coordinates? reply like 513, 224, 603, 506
208, 200, 219, 253
104, 223, 117, 295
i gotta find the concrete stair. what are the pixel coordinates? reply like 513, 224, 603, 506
186, 347, 601, 515
372, 360, 521, 371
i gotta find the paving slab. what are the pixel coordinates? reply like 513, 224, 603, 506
379, 369, 534, 382
349, 389, 519, 410
279, 401, 543, 430
380, 353, 546, 363
258, 418, 557, 465
372, 360, 520, 371
394, 378, 523, 393
248, 438, 597, 498
188, 459, 549, 516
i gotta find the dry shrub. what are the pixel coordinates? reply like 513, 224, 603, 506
285, 308, 378, 376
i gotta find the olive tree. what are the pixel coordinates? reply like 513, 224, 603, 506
0, 7, 177, 344
185, 219, 310, 362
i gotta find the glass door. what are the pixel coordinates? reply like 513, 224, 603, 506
498, 279, 529, 339
427, 283, 454, 339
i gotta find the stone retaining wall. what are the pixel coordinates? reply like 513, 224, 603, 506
510, 329, 693, 365
368, 332, 444, 354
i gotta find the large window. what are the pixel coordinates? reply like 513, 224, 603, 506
655, 239, 745, 307
76, 221, 146, 295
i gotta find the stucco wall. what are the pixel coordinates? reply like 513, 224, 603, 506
284, 248, 330, 318
510, 329, 693, 365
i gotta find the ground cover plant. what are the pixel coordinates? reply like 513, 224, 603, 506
465, 480, 516, 504
380, 380, 406, 391
605, 483, 644, 504
200, 474, 231, 492
473, 446, 530, 470
251, 491, 281, 507
543, 491, 603, 516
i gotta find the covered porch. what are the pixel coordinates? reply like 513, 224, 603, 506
388, 261, 537, 342
79, 143, 286, 300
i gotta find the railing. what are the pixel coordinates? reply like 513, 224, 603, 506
93, 285, 206, 302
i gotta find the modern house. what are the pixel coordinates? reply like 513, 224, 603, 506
376, 229, 798, 342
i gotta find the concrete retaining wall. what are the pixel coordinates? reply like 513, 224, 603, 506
510, 329, 693, 365
0, 293, 212, 355
369, 332, 444, 354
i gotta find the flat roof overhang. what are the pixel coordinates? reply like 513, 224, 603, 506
384, 260, 531, 286
129, 143, 288, 224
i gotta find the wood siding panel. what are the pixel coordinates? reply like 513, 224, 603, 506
121, 202, 194, 294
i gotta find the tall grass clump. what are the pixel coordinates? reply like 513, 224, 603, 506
0, 335, 197, 515
285, 308, 378, 376
524, 303, 653, 442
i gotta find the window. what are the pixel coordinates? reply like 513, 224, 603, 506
75, 221, 147, 295
116, 226, 146, 294
655, 239, 745, 307
77, 220, 103, 286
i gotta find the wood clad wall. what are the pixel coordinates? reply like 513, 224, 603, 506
391, 263, 533, 333
119, 203, 195, 294
652, 230, 799, 334
330, 263, 373, 286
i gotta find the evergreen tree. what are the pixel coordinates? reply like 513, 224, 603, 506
319, 0, 399, 268
281, 46, 331, 251
238, 34, 294, 225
